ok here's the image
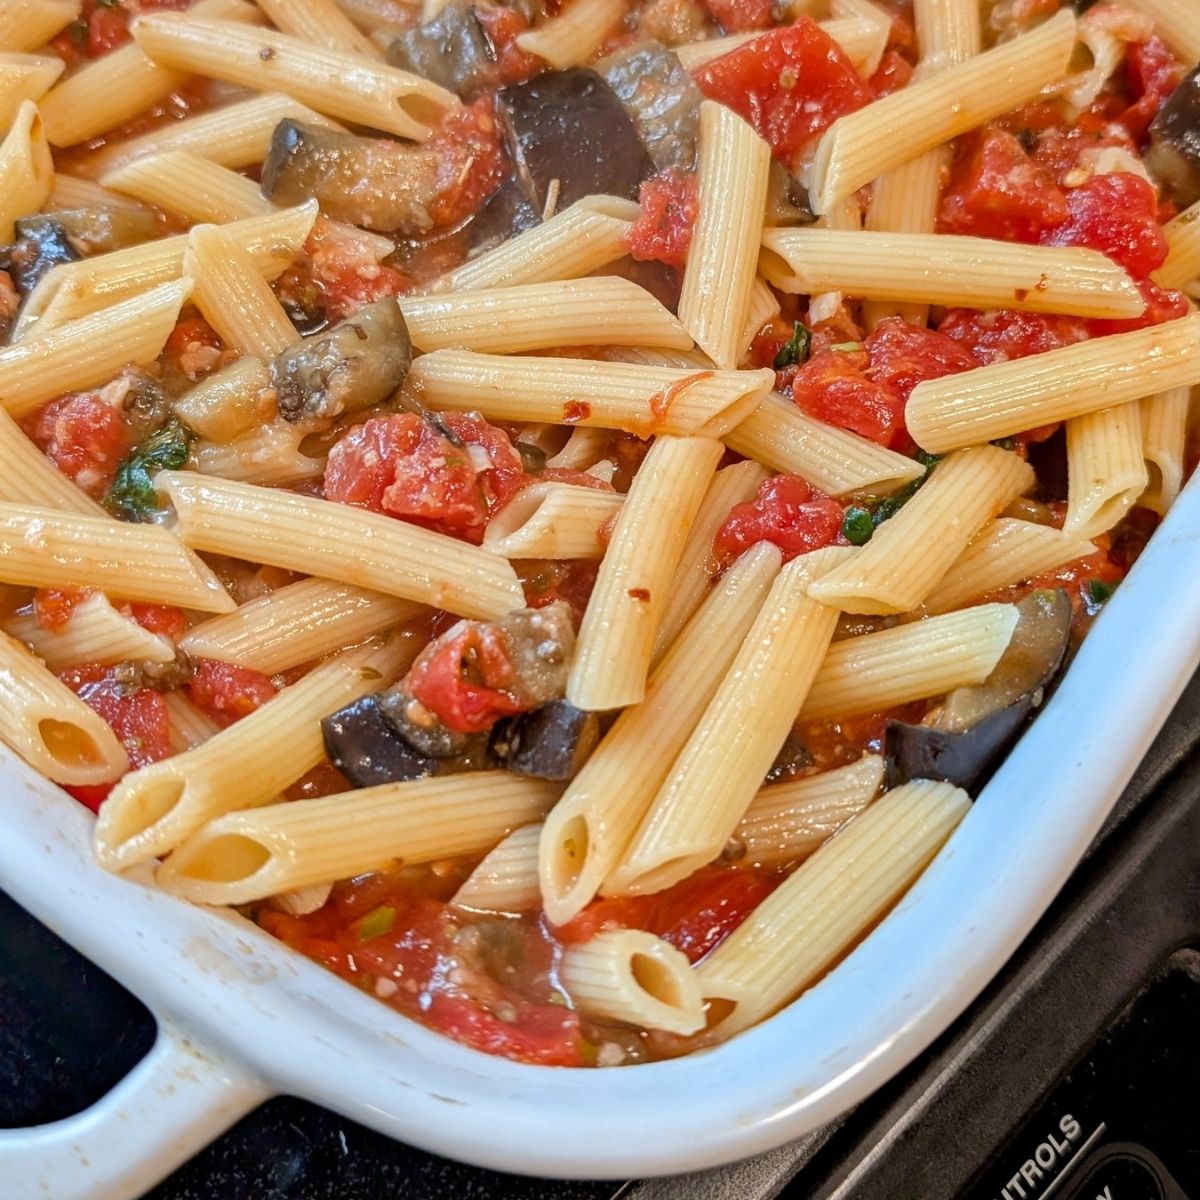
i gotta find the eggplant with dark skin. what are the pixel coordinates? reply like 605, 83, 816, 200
465, 174, 542, 258
885, 589, 1072, 794
387, 0, 505, 100
271, 297, 412, 422
491, 700, 600, 780
260, 120, 442, 235
0, 217, 78, 298
1146, 64, 1200, 209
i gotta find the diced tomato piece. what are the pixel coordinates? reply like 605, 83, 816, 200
939, 128, 1070, 243
126, 603, 187, 640
71, 0, 191, 58
626, 168, 698, 269
423, 992, 584, 1067
701, 0, 772, 33
1088, 277, 1188, 336
520, 560, 598, 626
747, 315, 798, 370
865, 317, 977, 401
1030, 104, 1139, 183
471, 5, 543, 86
1042, 172, 1168, 278
187, 658, 278, 725
33, 587, 91, 631
1121, 37, 1184, 141
937, 308, 1091, 365
789, 349, 906, 446
713, 474, 844, 567
693, 19, 872, 160
58, 663, 173, 812
556, 865, 780, 963
324, 412, 525, 544
869, 49, 914, 97
427, 98, 507, 230
537, 467, 614, 490
24, 391, 131, 499
164, 315, 221, 360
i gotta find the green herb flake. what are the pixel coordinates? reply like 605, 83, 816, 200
869, 453, 941, 528
842, 506, 874, 546
357, 905, 396, 942
772, 322, 812, 370
827, 341, 864, 353
103, 418, 194, 522
1086, 579, 1117, 607
990, 437, 1018, 451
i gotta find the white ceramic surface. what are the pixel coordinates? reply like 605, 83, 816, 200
2, 478, 1200, 1199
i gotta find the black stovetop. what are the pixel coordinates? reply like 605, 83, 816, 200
4, 672, 1200, 1200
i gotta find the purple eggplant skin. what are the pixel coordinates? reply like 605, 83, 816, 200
491, 700, 600, 781
322, 695, 441, 787
496, 68, 657, 213
387, 1, 505, 101
1146, 65, 1200, 209
0, 217, 79, 298
884, 589, 1072, 795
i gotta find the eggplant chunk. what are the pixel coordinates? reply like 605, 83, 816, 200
23, 207, 160, 255
0, 217, 79, 297
597, 41, 702, 172
1146, 65, 1200, 209
497, 68, 656, 212
492, 700, 600, 780
466, 174, 543, 257
387, 0, 504, 100
271, 298, 412, 422
885, 589, 1072, 794
765, 161, 816, 226
322, 695, 443, 787
261, 120, 441, 234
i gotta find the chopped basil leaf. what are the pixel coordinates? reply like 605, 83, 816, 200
1086, 579, 1117, 606
772, 322, 812, 370
870, 454, 941, 527
104, 418, 194, 522
842, 506, 874, 545
357, 905, 396, 941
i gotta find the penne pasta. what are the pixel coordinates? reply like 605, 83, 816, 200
1140, 386, 1191, 516
1063, 402, 1149, 538
607, 548, 851, 897
101, 151, 273, 224
191, 420, 326, 488
0, 406, 105, 516
797, 602, 1021, 721
451, 823, 544, 915
0, 52, 63, 133
567, 436, 723, 711
483, 482, 624, 560
47, 173, 148, 212
156, 771, 561, 904
0, 630, 128, 788
808, 447, 1034, 615
673, 18, 879, 72
180, 578, 426, 675
516, 0, 625, 68
678, 102, 771, 369
131, 13, 457, 141
0, 0, 80, 54
406, 351, 774, 438
738, 276, 782, 362
724, 392, 924, 498
163, 692, 222, 754
157, 471, 525, 621
1124, 0, 1200, 66
911, 0, 981, 66
906, 314, 1200, 454
254, 0, 383, 59
761, 229, 1146, 320
1153, 200, 1200, 293
922, 519, 1097, 614
696, 780, 970, 1040
400, 278, 692, 354
95, 639, 410, 871
0, 502, 235, 614
0, 101, 52, 243
809, 10, 1076, 213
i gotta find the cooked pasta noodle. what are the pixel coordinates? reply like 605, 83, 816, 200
101, 151, 273, 224
483, 482, 624, 559
1064, 402, 1149, 538
1140, 387, 1192, 516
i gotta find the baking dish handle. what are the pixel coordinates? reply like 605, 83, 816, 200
0, 1013, 269, 1200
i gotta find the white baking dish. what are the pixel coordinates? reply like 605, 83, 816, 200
1, 476, 1199, 1200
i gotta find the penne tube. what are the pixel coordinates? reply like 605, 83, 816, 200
732, 755, 886, 867
181, 578, 426, 675
738, 276, 782, 362
808, 446, 1033, 615
163, 692, 222, 754
607, 548, 851, 897
559, 930, 706, 1036
566, 436, 724, 711
48, 174, 148, 212
761, 229, 1145, 320
156, 771, 561, 904
809, 10, 1076, 213
797, 602, 1021, 721
131, 13, 457, 141
1140, 386, 1191, 516
539, 543, 782, 926
406, 351, 773, 439
1153, 199, 1200, 292
0, 406, 105, 516
906, 314, 1200, 454
0, 630, 128, 788
75, 93, 344, 181
101, 151, 273, 224
400, 278, 692, 354
191, 420, 326, 487
516, 0, 625, 68
38, 0, 259, 147
254, 0, 383, 59
0, 281, 191, 418
428, 195, 640, 294
828, 0, 889, 71
545, 426, 610, 470
482, 482, 624, 560
0, 101, 53, 243
172, 355, 271, 444
157, 471, 525, 621
696, 780, 970, 1040
95, 639, 409, 871
451, 823, 544, 915
651, 459, 769, 663
0, 53, 63, 133
0, 502, 235, 614
1124, 0, 1200, 66
912, 0, 981, 65
3, 594, 175, 671
922, 519, 1097, 615
0, 0, 80, 54
1063, 402, 1149, 538
678, 102, 771, 369
724, 392, 924, 498
673, 18, 879, 72
184, 224, 298, 359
